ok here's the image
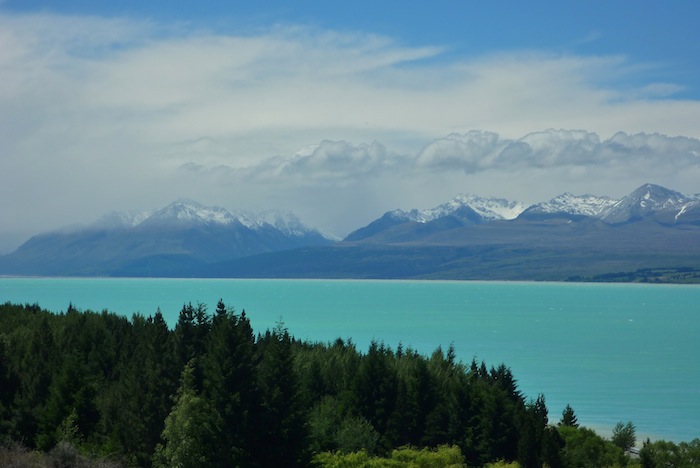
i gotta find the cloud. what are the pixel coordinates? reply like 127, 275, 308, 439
176, 130, 700, 216
413, 130, 700, 175
2, 10, 700, 248
244, 140, 400, 184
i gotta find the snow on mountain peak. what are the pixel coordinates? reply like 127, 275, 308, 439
389, 194, 526, 224
602, 183, 695, 223
144, 199, 238, 226
233, 209, 317, 236
631, 183, 689, 209
86, 199, 332, 241
526, 193, 618, 217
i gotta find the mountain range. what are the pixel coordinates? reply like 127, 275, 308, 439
0, 200, 332, 277
2, 184, 700, 281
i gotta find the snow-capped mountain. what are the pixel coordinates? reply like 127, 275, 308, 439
0, 200, 332, 276
92, 199, 323, 239
601, 183, 699, 224
2, 184, 699, 279
389, 194, 525, 224
345, 183, 700, 243
222, 182, 700, 281
233, 210, 320, 237
140, 199, 238, 227
519, 193, 618, 219
346, 194, 526, 242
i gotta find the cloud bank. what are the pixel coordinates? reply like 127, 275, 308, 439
1, 11, 699, 250
168, 130, 700, 238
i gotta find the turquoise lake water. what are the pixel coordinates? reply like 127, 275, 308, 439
1, 277, 698, 443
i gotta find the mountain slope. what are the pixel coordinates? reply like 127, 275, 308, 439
202, 219, 700, 281
207, 183, 700, 281
601, 183, 697, 224
1, 184, 698, 281
0, 200, 332, 276
344, 194, 525, 242
518, 193, 618, 221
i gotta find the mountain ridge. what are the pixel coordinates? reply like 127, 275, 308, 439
1, 183, 699, 281
0, 200, 332, 277
344, 183, 700, 244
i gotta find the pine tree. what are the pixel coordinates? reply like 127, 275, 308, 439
108, 310, 177, 465
517, 394, 548, 468
353, 340, 398, 450
202, 301, 258, 466
559, 404, 579, 427
253, 321, 309, 467
173, 303, 209, 373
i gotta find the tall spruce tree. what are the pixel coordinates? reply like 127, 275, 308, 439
202, 300, 258, 466
253, 321, 309, 467
173, 303, 209, 373
352, 340, 398, 451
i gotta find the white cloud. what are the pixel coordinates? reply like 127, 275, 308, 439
413, 129, 700, 175
1, 11, 700, 248
162, 130, 700, 237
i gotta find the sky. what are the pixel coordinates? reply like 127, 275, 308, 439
2, 1, 700, 251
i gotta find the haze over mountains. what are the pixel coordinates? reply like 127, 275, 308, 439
0, 200, 331, 277
2, 183, 699, 281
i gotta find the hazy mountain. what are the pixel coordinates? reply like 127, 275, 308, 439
0, 200, 332, 276
207, 183, 699, 282
1, 184, 698, 281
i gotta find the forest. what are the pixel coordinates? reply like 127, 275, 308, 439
0, 301, 697, 467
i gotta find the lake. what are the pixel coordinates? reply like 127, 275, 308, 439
1, 277, 698, 443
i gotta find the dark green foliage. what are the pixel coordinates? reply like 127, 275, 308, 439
154, 359, 222, 468
0, 300, 650, 467
558, 425, 626, 468
254, 321, 310, 466
639, 437, 700, 468
352, 340, 398, 451
173, 302, 210, 372
560, 404, 579, 428
0, 336, 17, 438
201, 300, 258, 466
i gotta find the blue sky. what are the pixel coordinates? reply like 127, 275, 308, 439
1, 1, 700, 250
5, 1, 699, 84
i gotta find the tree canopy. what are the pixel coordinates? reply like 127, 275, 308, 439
0, 300, 679, 467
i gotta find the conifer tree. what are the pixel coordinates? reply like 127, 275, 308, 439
253, 321, 309, 467
38, 351, 98, 450
11, 315, 56, 445
109, 310, 177, 465
560, 404, 579, 428
517, 394, 548, 467
173, 303, 209, 373
353, 340, 398, 450
202, 301, 258, 466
